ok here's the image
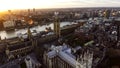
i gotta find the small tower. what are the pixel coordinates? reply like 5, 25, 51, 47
0, 36, 1, 42
54, 12, 61, 37
25, 57, 32, 68
4, 37, 7, 43
114, 20, 120, 41
6, 46, 10, 59
4, 37, 10, 60
19, 36, 24, 41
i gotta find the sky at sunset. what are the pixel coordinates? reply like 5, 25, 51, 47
0, 0, 120, 11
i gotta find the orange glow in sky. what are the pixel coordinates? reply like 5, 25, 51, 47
0, 0, 56, 11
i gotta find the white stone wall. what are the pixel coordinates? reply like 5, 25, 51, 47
3, 20, 15, 28
76, 51, 93, 68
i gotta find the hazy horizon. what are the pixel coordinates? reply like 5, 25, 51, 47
0, 0, 120, 11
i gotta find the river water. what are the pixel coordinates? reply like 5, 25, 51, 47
0, 22, 72, 39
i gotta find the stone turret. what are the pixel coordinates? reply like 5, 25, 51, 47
19, 36, 24, 41
4, 37, 15, 60
6, 46, 10, 58
4, 37, 7, 42
0, 36, 1, 41
4, 37, 10, 60
76, 50, 93, 68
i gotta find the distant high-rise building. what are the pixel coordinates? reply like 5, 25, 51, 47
33, 8, 37, 15
28, 9, 30, 15
8, 10, 13, 20
28, 9, 30, 13
8, 10, 11, 13
33, 8, 35, 12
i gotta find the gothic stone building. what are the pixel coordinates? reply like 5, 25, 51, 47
43, 45, 93, 68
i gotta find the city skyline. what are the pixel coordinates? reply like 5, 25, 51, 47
0, 0, 120, 11
0, 1, 120, 68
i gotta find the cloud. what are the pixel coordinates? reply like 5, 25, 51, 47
53, 0, 120, 7
0, 0, 120, 11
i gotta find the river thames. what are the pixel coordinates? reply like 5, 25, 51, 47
0, 22, 73, 39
